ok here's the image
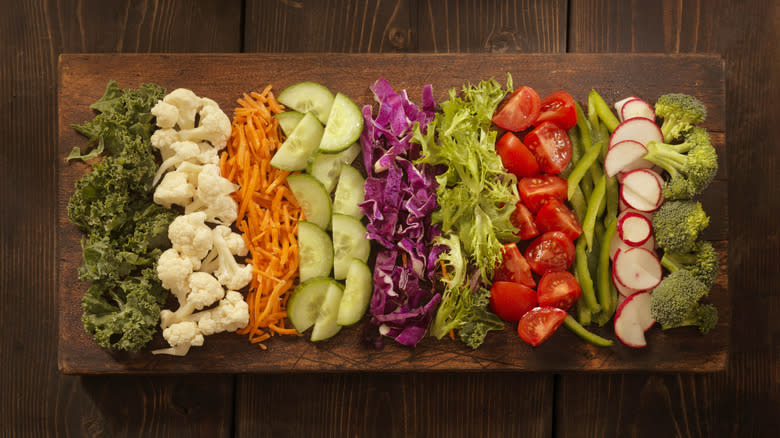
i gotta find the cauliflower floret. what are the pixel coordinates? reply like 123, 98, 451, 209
160, 272, 225, 328
156, 248, 194, 300
151, 100, 180, 129
184, 164, 238, 225
152, 141, 202, 186
200, 225, 252, 291
152, 321, 204, 356
163, 88, 202, 130
150, 128, 181, 161
177, 98, 231, 149
154, 170, 195, 208
197, 141, 220, 165
168, 212, 213, 269
195, 291, 249, 335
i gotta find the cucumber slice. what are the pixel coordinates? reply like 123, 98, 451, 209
269, 112, 323, 171
277, 82, 334, 124
297, 221, 333, 282
307, 143, 361, 193
331, 214, 370, 280
310, 281, 344, 342
287, 174, 331, 229
274, 111, 304, 137
287, 277, 335, 333
319, 93, 364, 153
332, 165, 366, 219
336, 259, 373, 326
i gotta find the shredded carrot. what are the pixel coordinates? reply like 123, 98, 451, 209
221, 87, 302, 349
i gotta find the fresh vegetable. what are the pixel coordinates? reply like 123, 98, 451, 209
220, 87, 303, 348
654, 93, 707, 142
360, 78, 441, 348
510, 202, 540, 240
660, 240, 719, 288
649, 270, 718, 334
616, 211, 653, 247
536, 91, 577, 130
588, 89, 620, 133
562, 315, 614, 347
537, 271, 581, 311
67, 81, 176, 352
517, 306, 567, 346
620, 98, 655, 122
619, 168, 664, 212
493, 243, 536, 288
651, 200, 710, 253
491, 84, 540, 131
535, 198, 583, 241
603, 140, 652, 177
517, 174, 568, 213
523, 121, 573, 174
612, 247, 663, 291
608, 117, 663, 150
524, 231, 576, 275
613, 291, 654, 348
414, 75, 519, 282
489, 281, 537, 321
643, 127, 718, 200
496, 131, 540, 178
336, 259, 373, 326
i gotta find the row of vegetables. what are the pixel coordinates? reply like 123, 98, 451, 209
66, 74, 719, 356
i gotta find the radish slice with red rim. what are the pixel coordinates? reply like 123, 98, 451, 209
621, 99, 655, 122
610, 231, 655, 261
613, 246, 662, 291
604, 140, 653, 177
617, 211, 653, 246
609, 117, 663, 149
614, 96, 638, 121
620, 168, 664, 212
614, 291, 655, 348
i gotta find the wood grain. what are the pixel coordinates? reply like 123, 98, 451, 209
58, 53, 727, 374
558, 0, 777, 437
0, 1, 239, 436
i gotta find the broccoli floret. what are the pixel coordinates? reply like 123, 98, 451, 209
652, 200, 710, 253
654, 93, 707, 142
643, 127, 718, 199
660, 240, 719, 288
649, 270, 718, 334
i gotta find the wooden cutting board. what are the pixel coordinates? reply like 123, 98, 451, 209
58, 53, 727, 374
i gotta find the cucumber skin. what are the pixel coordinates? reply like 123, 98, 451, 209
319, 93, 364, 153
277, 81, 334, 124
287, 277, 336, 333
336, 259, 373, 326
296, 221, 333, 282
287, 174, 332, 229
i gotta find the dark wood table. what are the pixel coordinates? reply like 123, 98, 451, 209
2, 1, 776, 436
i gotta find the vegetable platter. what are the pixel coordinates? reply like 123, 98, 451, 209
58, 53, 727, 374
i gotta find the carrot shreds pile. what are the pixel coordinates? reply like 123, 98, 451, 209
220, 86, 302, 349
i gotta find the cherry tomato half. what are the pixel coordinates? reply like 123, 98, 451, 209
517, 306, 567, 346
523, 121, 573, 174
489, 281, 538, 322
494, 243, 536, 288
496, 131, 540, 178
510, 202, 540, 240
517, 174, 568, 213
492, 86, 541, 132
535, 198, 583, 241
537, 271, 582, 311
536, 91, 577, 130
524, 231, 576, 275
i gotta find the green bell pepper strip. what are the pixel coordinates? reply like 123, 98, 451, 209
563, 315, 613, 347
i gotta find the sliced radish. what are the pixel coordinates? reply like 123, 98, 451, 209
621, 99, 655, 122
618, 204, 654, 221
614, 96, 638, 121
610, 232, 655, 261
613, 247, 662, 291
617, 211, 653, 247
613, 266, 644, 297
604, 140, 653, 177
609, 118, 663, 149
614, 291, 654, 348
619, 169, 664, 212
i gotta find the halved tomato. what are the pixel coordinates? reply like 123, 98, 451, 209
537, 271, 581, 311
489, 281, 537, 322
496, 131, 539, 178
517, 175, 568, 213
494, 243, 536, 288
536, 91, 577, 130
510, 202, 540, 240
517, 306, 567, 346
535, 198, 583, 241
492, 86, 541, 132
523, 121, 573, 174
524, 231, 576, 275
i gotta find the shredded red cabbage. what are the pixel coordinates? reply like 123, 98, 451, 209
359, 77, 441, 348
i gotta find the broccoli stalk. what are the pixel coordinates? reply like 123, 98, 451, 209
660, 240, 719, 288
649, 270, 718, 334
643, 127, 718, 200
651, 200, 710, 253
654, 93, 707, 142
